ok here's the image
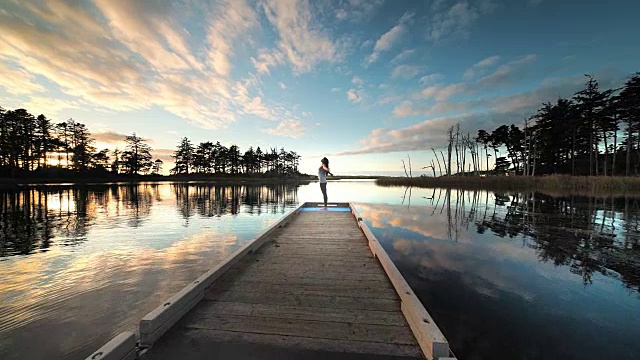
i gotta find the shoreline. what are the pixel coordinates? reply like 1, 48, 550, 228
0, 174, 381, 187
376, 175, 640, 196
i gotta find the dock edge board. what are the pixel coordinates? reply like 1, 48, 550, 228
349, 203, 456, 360
84, 332, 137, 360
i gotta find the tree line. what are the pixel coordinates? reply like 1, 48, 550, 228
428, 72, 640, 177
0, 106, 301, 178
170, 137, 301, 176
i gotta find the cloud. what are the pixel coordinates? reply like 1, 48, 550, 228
335, 0, 384, 22
427, 0, 494, 42
352, 75, 364, 85
93, 131, 129, 145
331, 87, 341, 92
0, 0, 268, 130
391, 49, 416, 64
391, 65, 421, 80
419, 73, 445, 85
0, 62, 45, 95
365, 12, 413, 65
463, 55, 500, 80
347, 88, 365, 103
260, 0, 339, 74
420, 83, 468, 101
152, 148, 175, 163
278, 82, 286, 90
21, 96, 84, 117
251, 48, 285, 75
393, 101, 418, 117
263, 119, 306, 138
477, 54, 537, 88
415, 54, 536, 105
339, 73, 615, 156
335, 114, 470, 155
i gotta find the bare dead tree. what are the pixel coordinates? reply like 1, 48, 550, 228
440, 150, 448, 177
401, 159, 409, 177
455, 123, 461, 175
447, 126, 454, 176
432, 148, 443, 176
423, 164, 436, 177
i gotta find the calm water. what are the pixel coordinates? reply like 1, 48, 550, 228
1, 181, 640, 360
355, 187, 640, 360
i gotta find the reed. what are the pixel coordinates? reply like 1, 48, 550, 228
376, 175, 640, 195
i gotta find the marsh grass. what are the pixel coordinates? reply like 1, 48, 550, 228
376, 175, 640, 196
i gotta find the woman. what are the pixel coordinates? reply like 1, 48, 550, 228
318, 157, 333, 207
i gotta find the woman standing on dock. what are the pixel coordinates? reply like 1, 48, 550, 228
319, 157, 333, 207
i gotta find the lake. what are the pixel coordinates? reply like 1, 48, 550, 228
1, 181, 639, 360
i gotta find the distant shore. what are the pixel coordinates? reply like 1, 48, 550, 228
376, 175, 640, 196
0, 173, 380, 187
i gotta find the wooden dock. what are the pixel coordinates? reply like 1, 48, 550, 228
87, 203, 454, 360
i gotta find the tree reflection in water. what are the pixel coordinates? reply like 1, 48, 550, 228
0, 183, 298, 259
401, 187, 640, 293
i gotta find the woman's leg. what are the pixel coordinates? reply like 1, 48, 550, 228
320, 182, 327, 206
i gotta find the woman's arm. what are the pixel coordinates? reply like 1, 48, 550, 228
322, 164, 333, 176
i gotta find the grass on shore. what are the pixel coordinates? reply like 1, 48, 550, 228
376, 175, 640, 196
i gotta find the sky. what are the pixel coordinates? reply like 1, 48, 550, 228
0, 0, 639, 175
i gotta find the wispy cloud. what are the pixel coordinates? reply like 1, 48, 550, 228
0, 0, 312, 133
260, 0, 339, 74
427, 0, 494, 42
278, 82, 286, 90
391, 65, 421, 80
263, 119, 306, 138
391, 49, 416, 64
335, 0, 384, 22
463, 55, 500, 80
93, 131, 129, 145
393, 101, 418, 117
419, 73, 445, 85
0, 62, 45, 95
477, 54, 537, 87
365, 12, 413, 65
347, 88, 365, 103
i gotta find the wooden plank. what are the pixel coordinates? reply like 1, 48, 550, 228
209, 281, 399, 299
264, 242, 371, 252
255, 248, 376, 261
230, 259, 385, 275
220, 266, 389, 281
257, 245, 372, 257
215, 273, 394, 289
204, 289, 400, 312
184, 314, 417, 345
138, 202, 304, 347
189, 301, 408, 326
84, 332, 136, 360
350, 203, 450, 360
154, 328, 423, 358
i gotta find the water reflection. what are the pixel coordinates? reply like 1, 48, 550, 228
0, 183, 298, 259
358, 188, 640, 360
0, 183, 298, 360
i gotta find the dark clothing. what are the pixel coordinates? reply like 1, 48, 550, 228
320, 182, 327, 205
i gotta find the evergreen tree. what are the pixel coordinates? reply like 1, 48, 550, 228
121, 133, 153, 175
171, 137, 195, 175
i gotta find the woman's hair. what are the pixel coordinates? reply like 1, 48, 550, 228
321, 157, 329, 167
